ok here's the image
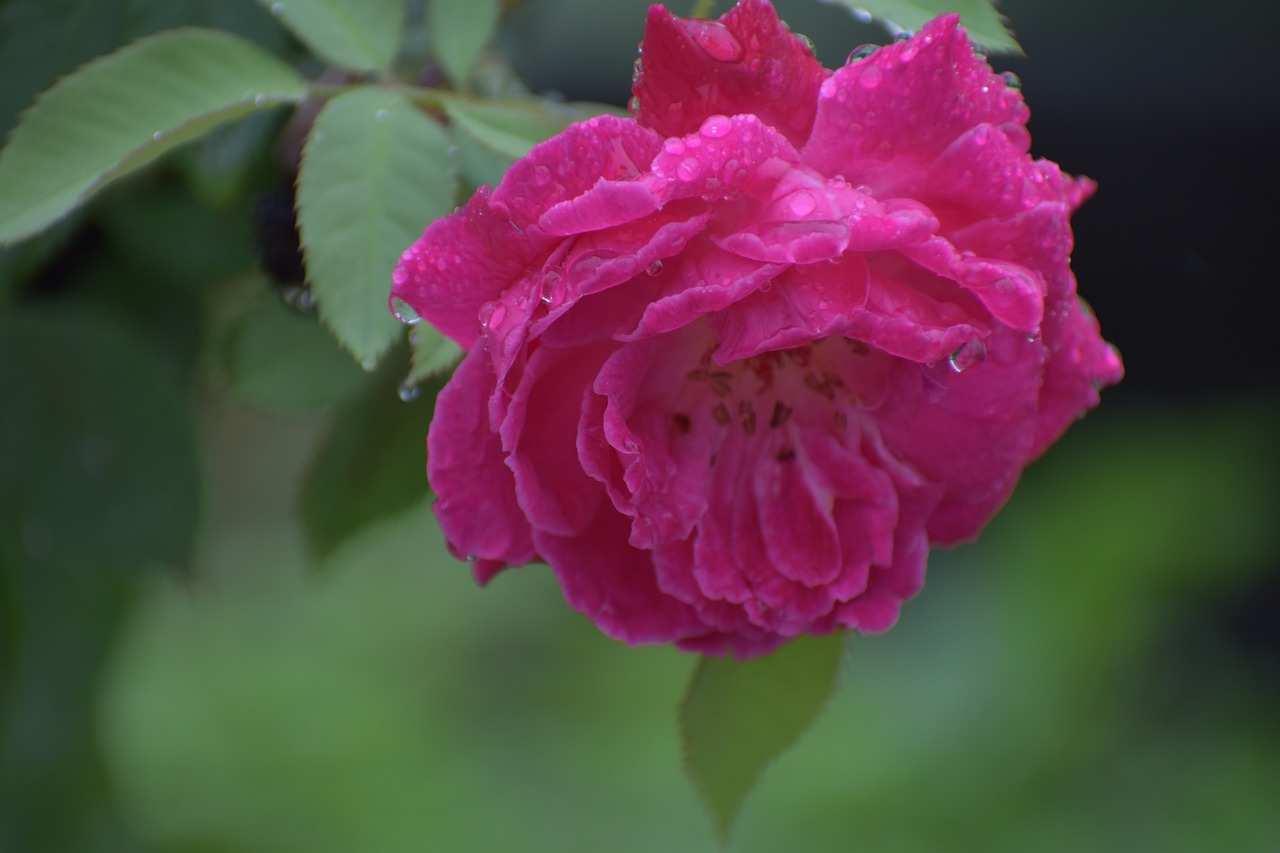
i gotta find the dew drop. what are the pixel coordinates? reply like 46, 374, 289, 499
646, 259, 664, 276
270, 2, 284, 14
848, 6, 873, 23
760, 279, 773, 292
533, 164, 552, 186
361, 356, 379, 373
1001, 71, 1022, 91
699, 114, 732, 138
539, 270, 564, 305
676, 157, 702, 181
949, 339, 987, 373
375, 109, 388, 121
253, 94, 267, 106
787, 191, 817, 217
391, 296, 422, 325
479, 301, 507, 331
151, 131, 164, 141
846, 44, 878, 63
398, 378, 421, 402
899, 43, 919, 62
859, 65, 884, 88
627, 95, 641, 115
685, 19, 744, 62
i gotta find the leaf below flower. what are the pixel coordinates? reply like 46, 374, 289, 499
680, 632, 846, 841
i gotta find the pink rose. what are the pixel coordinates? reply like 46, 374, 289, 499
391, 1, 1122, 658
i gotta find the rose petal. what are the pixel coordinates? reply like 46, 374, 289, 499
501, 342, 613, 536
393, 189, 535, 349
632, 0, 827, 146
494, 114, 663, 234
803, 15, 1029, 194
533, 505, 709, 646
428, 345, 538, 574
1031, 296, 1124, 458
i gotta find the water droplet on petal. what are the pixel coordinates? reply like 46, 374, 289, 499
859, 65, 884, 88
685, 19, 744, 62
949, 339, 987, 373
539, 270, 564, 305
699, 114, 732, 138
1001, 71, 1022, 91
646, 260, 664, 276
398, 378, 421, 402
846, 44, 878, 63
899, 43, 919, 62
760, 279, 773, 292
787, 191, 817, 217
533, 164, 552, 186
479, 301, 507, 331
676, 157, 702, 181
391, 297, 421, 325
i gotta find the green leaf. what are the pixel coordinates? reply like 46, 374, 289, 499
253, 0, 406, 72
300, 355, 442, 561
829, 0, 1021, 55
407, 323, 463, 386
296, 86, 456, 365
222, 289, 372, 411
681, 633, 845, 841
440, 97, 584, 189
0, 27, 308, 247
428, 0, 500, 86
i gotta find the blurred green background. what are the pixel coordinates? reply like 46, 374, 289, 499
2, 0, 1277, 850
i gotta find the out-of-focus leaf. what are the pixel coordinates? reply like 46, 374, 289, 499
406, 323, 463, 386
173, 108, 285, 208
251, 0, 406, 72
222, 289, 371, 411
296, 86, 456, 365
826, 0, 1021, 54
0, 28, 308, 247
680, 633, 845, 841
0, 217, 80, 304
300, 354, 441, 561
0, 309, 200, 572
441, 96, 580, 188
0, 307, 200, 851
94, 182, 257, 289
428, 0, 500, 85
